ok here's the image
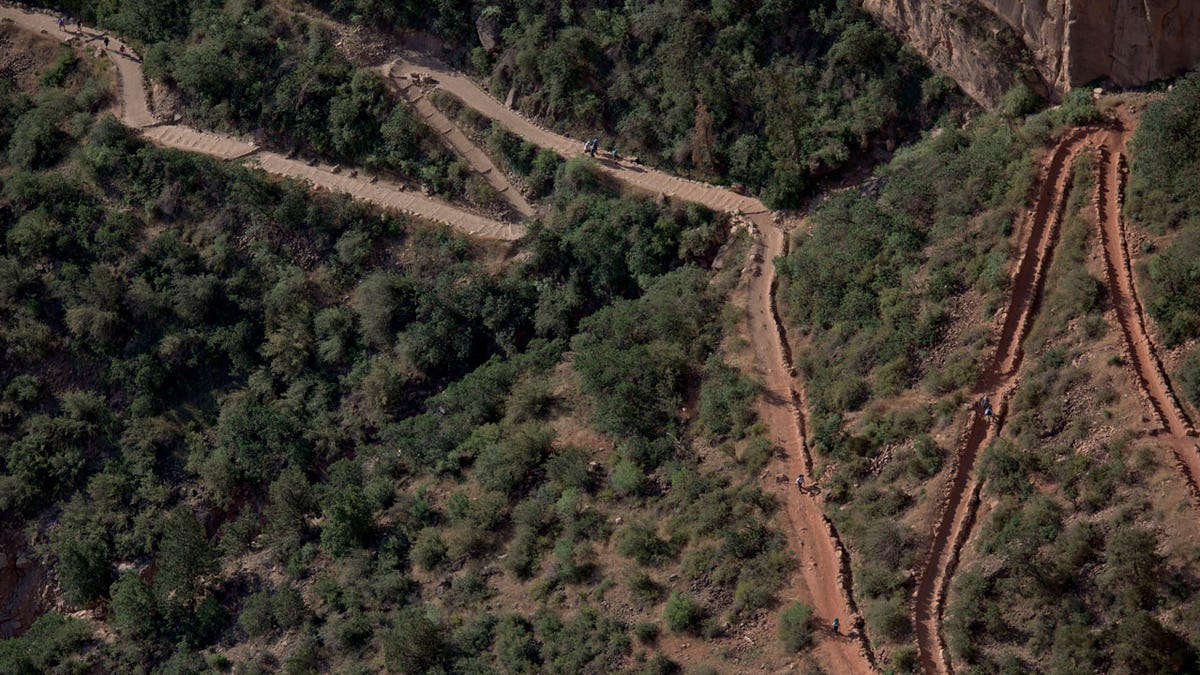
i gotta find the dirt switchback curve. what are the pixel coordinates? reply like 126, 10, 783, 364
0, 3, 522, 240
912, 127, 1099, 675
1092, 124, 1200, 497
380, 63, 534, 219
383, 56, 763, 216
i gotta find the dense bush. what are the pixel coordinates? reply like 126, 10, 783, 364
663, 591, 704, 634
778, 602, 812, 652
1132, 76, 1200, 342
0, 46, 790, 672
1129, 73, 1200, 231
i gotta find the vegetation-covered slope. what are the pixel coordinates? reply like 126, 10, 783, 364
0, 43, 813, 671
774, 77, 1200, 670
304, 0, 963, 207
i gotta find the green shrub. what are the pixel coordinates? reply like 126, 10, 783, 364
411, 527, 448, 571
239, 591, 274, 638
474, 423, 553, 497
1000, 83, 1042, 119
1110, 611, 1191, 673
778, 601, 812, 652
698, 356, 758, 438
0, 612, 92, 673
8, 107, 69, 170
320, 487, 373, 557
663, 592, 704, 633
610, 459, 646, 497
1178, 346, 1200, 408
1129, 73, 1200, 230
109, 571, 158, 639
866, 595, 912, 642
273, 586, 307, 630
617, 522, 676, 567
634, 621, 659, 644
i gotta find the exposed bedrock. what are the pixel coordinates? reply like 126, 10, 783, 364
859, 0, 1200, 107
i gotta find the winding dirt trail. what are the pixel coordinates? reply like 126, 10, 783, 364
383, 56, 761, 216
1092, 123, 1200, 495
0, 3, 521, 240
912, 127, 1099, 675
368, 18, 874, 674
9, 3, 873, 669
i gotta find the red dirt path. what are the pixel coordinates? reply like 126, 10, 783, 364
912, 127, 1100, 675
1092, 122, 1200, 498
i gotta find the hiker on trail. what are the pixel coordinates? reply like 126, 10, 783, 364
985, 405, 994, 422
119, 44, 126, 56
832, 618, 840, 634
76, 19, 83, 33
589, 138, 598, 157
611, 147, 621, 162
103, 36, 110, 49
980, 394, 989, 410
795, 473, 804, 491
57, 15, 65, 30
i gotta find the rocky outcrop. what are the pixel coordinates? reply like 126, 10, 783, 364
859, 0, 1200, 108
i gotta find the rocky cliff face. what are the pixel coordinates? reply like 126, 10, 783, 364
860, 0, 1200, 108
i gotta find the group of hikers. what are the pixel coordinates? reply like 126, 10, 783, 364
582, 137, 641, 165
56, 14, 125, 55
583, 137, 619, 161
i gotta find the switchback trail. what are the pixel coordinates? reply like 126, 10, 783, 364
379, 63, 534, 219
373, 19, 875, 675
12, 3, 872, 669
1092, 124, 1200, 496
912, 128, 1099, 675
0, 3, 521, 241
382, 56, 763, 216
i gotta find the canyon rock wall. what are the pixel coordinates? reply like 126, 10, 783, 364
860, 0, 1200, 108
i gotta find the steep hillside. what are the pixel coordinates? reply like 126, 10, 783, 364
297, 0, 965, 208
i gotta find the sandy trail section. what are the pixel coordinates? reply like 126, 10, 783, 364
1093, 124, 1200, 495
912, 128, 1099, 675
383, 57, 764, 216
0, 3, 520, 240
380, 63, 534, 218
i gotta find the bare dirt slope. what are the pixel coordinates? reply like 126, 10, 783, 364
913, 127, 1100, 675
0, 3, 520, 240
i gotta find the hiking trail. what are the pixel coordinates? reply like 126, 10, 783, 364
1092, 122, 1200, 498
0, 3, 522, 241
10, 2, 877, 670
912, 127, 1099, 675
916, 110, 1200, 674
379, 63, 534, 219
382, 26, 875, 675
